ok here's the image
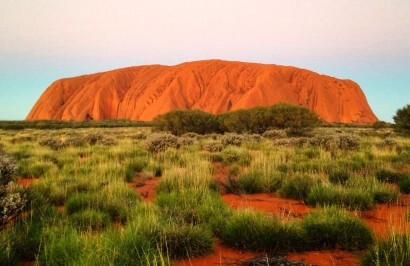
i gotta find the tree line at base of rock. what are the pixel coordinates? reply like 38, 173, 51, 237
153, 103, 321, 136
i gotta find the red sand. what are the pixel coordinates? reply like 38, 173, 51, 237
27, 60, 378, 124
359, 194, 410, 239
176, 239, 262, 266
222, 193, 312, 219
17, 177, 40, 187
286, 250, 361, 266
128, 174, 161, 202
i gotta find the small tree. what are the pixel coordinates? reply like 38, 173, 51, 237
393, 104, 410, 135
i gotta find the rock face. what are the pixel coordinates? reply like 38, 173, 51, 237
27, 60, 378, 124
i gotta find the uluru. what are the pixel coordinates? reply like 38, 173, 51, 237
27, 60, 378, 124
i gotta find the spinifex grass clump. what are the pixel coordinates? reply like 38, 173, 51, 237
302, 206, 373, 250
156, 189, 231, 236
376, 169, 405, 183
124, 160, 147, 182
362, 233, 410, 265
279, 175, 316, 200
307, 185, 375, 210
69, 209, 111, 231
154, 224, 214, 259
328, 170, 350, 184
221, 146, 252, 166
221, 209, 305, 252
398, 175, 410, 194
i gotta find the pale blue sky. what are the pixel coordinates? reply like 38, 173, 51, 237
1, 0, 409, 121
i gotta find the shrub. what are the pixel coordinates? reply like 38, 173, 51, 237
0, 183, 28, 225
329, 170, 350, 184
375, 138, 398, 150
219, 103, 320, 134
65, 137, 87, 147
69, 210, 111, 231
309, 135, 338, 151
85, 133, 103, 145
153, 109, 220, 135
279, 175, 315, 200
0, 155, 17, 185
39, 138, 67, 150
393, 104, 410, 135
262, 129, 287, 139
398, 176, 410, 194
338, 134, 360, 150
307, 185, 375, 211
302, 207, 373, 250
177, 136, 194, 146
362, 234, 410, 266
221, 147, 252, 166
202, 141, 223, 152
143, 133, 178, 153
132, 131, 147, 140
221, 133, 245, 146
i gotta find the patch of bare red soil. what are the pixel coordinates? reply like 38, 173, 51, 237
128, 174, 161, 202
286, 250, 361, 266
222, 193, 312, 219
17, 177, 40, 187
359, 194, 410, 239
177, 239, 263, 266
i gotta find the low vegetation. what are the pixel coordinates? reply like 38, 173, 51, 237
0, 116, 409, 264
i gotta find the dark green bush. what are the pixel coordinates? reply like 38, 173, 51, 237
302, 207, 373, 250
153, 104, 320, 135
153, 109, 220, 135
218, 103, 320, 134
393, 104, 410, 135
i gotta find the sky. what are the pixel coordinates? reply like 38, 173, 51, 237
0, 0, 409, 122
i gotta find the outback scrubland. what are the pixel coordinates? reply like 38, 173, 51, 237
1, 106, 409, 266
